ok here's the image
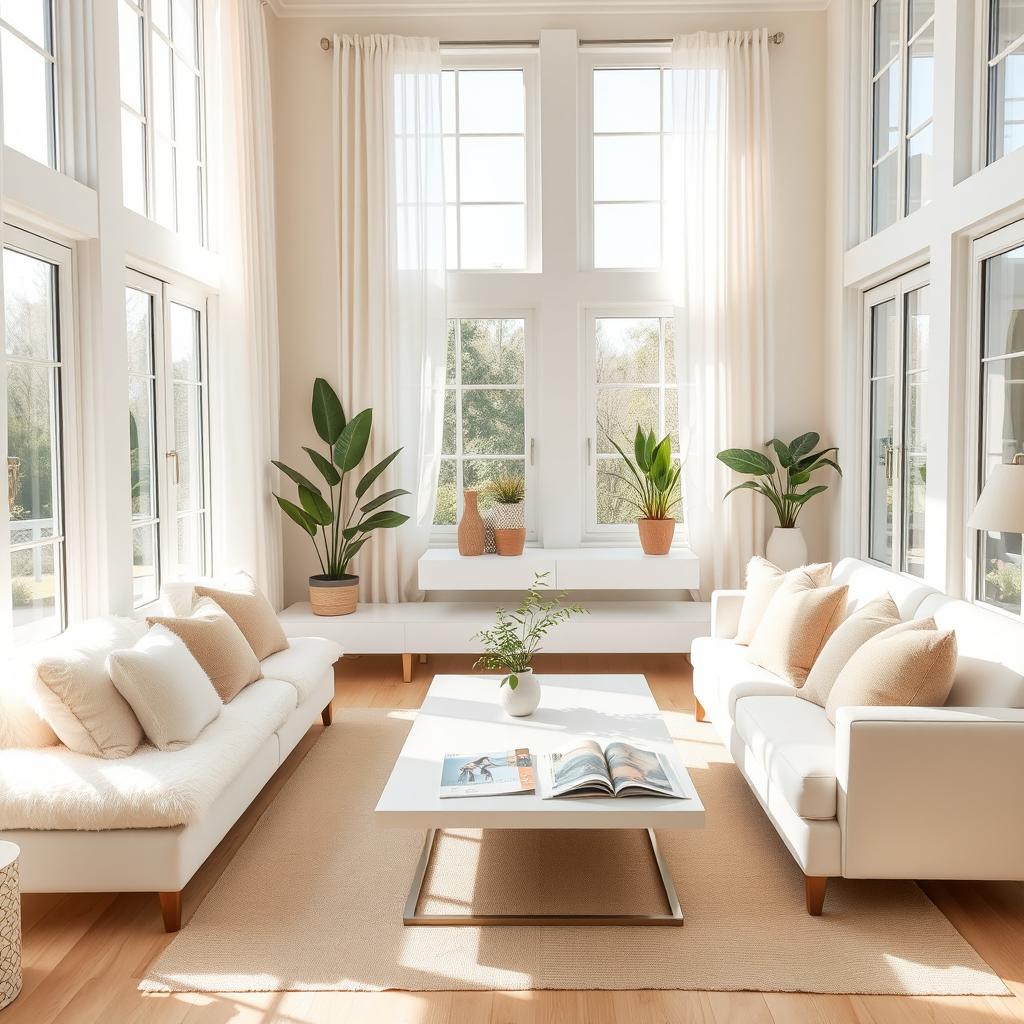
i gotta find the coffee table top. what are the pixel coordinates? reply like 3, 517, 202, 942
375, 673, 706, 829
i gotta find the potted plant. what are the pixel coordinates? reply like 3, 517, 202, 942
272, 378, 410, 616
717, 432, 841, 569
607, 425, 681, 555
484, 472, 526, 556
473, 572, 587, 717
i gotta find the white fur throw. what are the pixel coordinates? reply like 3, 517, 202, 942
0, 677, 297, 830
0, 657, 58, 749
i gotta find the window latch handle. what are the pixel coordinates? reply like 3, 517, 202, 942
586, 437, 592, 467
166, 450, 181, 485
530, 437, 535, 466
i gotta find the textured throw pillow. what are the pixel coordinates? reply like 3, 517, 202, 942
31, 617, 147, 758
107, 625, 222, 751
734, 557, 833, 645
825, 618, 958, 725
147, 598, 262, 702
1, 657, 59, 749
194, 571, 288, 660
747, 579, 848, 686
799, 594, 902, 708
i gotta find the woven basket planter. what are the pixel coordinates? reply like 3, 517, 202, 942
0, 842, 21, 1011
491, 501, 525, 557
309, 574, 359, 616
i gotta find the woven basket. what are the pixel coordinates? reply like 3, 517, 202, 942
309, 575, 359, 616
0, 842, 21, 1011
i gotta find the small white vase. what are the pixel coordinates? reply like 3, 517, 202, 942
500, 669, 540, 717
766, 527, 808, 570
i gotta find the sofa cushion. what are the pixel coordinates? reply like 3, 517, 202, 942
734, 696, 838, 820
830, 557, 935, 618
0, 677, 297, 831
691, 636, 798, 720
260, 636, 343, 701
194, 571, 289, 661
734, 558, 832, 645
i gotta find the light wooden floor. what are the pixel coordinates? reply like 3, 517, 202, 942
9, 653, 1024, 1024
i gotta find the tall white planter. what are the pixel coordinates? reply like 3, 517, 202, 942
0, 842, 21, 1010
500, 669, 541, 717
766, 527, 808, 570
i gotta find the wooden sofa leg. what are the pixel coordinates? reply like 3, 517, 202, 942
694, 695, 706, 723
321, 701, 333, 726
805, 875, 828, 916
402, 653, 413, 683
159, 891, 182, 932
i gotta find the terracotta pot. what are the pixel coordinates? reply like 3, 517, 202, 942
309, 574, 358, 616
638, 518, 675, 555
494, 528, 526, 556
457, 489, 485, 556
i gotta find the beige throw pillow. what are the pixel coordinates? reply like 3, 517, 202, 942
747, 579, 848, 686
825, 618, 957, 725
147, 598, 262, 702
799, 594, 902, 708
194, 571, 288, 660
734, 557, 833, 645
107, 625, 222, 751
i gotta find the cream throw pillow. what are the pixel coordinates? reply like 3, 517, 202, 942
747, 579, 848, 686
799, 594, 902, 708
147, 598, 262, 702
31, 617, 146, 758
107, 626, 222, 751
194, 571, 288, 660
734, 558, 833, 645
825, 618, 958, 725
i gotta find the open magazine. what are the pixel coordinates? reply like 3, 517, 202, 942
536, 740, 689, 799
439, 749, 535, 798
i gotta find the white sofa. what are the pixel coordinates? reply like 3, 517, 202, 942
0, 608, 341, 931
691, 557, 1024, 915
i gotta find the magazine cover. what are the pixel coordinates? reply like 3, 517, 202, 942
439, 748, 535, 798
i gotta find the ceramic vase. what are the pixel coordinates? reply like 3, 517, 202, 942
457, 489, 486, 556
500, 669, 541, 717
638, 517, 675, 555
766, 527, 808, 570
492, 500, 526, 556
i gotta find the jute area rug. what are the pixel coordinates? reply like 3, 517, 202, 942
142, 707, 1005, 995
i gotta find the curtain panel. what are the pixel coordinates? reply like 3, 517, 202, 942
670, 30, 775, 596
332, 34, 447, 603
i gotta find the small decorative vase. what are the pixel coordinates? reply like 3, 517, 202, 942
492, 500, 526, 556
458, 489, 486, 556
309, 574, 358, 616
638, 518, 675, 555
0, 842, 21, 1011
766, 527, 808, 570
500, 669, 540, 717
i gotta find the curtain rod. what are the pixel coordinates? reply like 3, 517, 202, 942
319, 32, 784, 51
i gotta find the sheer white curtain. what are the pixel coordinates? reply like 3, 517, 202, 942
333, 35, 447, 603
670, 30, 774, 596
212, 0, 283, 606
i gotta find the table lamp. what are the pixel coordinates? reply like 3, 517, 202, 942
968, 454, 1024, 533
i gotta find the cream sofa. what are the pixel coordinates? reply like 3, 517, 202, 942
0, 597, 341, 931
691, 557, 1024, 915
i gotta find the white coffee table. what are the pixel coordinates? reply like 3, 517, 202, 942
375, 673, 705, 926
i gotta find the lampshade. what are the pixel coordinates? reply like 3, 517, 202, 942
968, 460, 1024, 533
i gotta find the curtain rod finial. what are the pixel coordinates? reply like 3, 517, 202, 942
320, 36, 332, 51
770, 31, 785, 45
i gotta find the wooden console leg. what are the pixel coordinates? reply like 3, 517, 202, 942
805, 875, 828, 916
159, 890, 182, 932
402, 653, 413, 683
419, 654, 427, 664
694, 695, 706, 723
321, 701, 333, 726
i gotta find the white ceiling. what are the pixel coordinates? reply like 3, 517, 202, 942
268, 0, 826, 17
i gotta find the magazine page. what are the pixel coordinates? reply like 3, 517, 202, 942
439, 749, 535, 798
537, 740, 614, 798
605, 741, 689, 799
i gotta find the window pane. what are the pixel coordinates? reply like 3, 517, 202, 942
871, 150, 899, 233
462, 390, 524, 455
460, 205, 526, 269
596, 387, 660, 455
872, 62, 900, 159
594, 203, 660, 269
978, 530, 1022, 613
445, 319, 457, 383
873, 0, 901, 72
992, 0, 1024, 58
4, 249, 55, 360
981, 244, 1024, 359
118, 0, 144, 113
665, 386, 680, 451
434, 459, 456, 526
154, 134, 177, 229
11, 545, 60, 637
170, 302, 201, 378
910, 0, 934, 36
7, 363, 58, 522
441, 70, 455, 133
458, 137, 524, 202
441, 390, 456, 455
174, 57, 200, 155
129, 375, 157, 519
132, 524, 158, 606
177, 159, 201, 243
0, 0, 49, 49
457, 70, 524, 134
176, 513, 205, 577
596, 460, 637, 525
988, 45, 1024, 162
152, 35, 174, 137
172, 0, 198, 63
464, 457, 525, 495
126, 287, 153, 373
907, 285, 929, 372
596, 318, 660, 384
593, 135, 660, 202
901, 287, 928, 579
460, 318, 525, 385
871, 297, 897, 377
1, 28, 54, 166
907, 23, 934, 131
868, 377, 895, 565
173, 383, 204, 512
906, 124, 933, 213
594, 68, 660, 133
153, 0, 170, 35
121, 109, 147, 215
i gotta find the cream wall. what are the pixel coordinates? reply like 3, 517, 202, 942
268, 10, 830, 605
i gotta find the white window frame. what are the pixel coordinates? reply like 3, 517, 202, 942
432, 308, 538, 542
125, 267, 212, 604
860, 264, 930, 577
978, 0, 1024, 168
578, 48, 673, 271
440, 49, 541, 273
964, 219, 1024, 617
1, 224, 83, 644
582, 303, 682, 543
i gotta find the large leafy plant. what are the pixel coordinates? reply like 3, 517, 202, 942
607, 425, 681, 520
473, 572, 587, 689
717, 432, 841, 528
273, 378, 409, 579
